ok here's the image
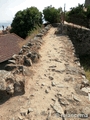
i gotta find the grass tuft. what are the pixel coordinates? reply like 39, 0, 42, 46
19, 25, 44, 48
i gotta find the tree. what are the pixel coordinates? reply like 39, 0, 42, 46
43, 6, 62, 23
65, 4, 87, 27
10, 7, 42, 38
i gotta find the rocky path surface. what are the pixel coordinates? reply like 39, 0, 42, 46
0, 27, 90, 120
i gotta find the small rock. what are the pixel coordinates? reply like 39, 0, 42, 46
59, 97, 69, 106
57, 84, 68, 88
12, 54, 18, 60
88, 92, 90, 101
41, 83, 45, 86
74, 57, 80, 62
22, 66, 31, 76
82, 75, 86, 79
47, 109, 51, 120
57, 92, 62, 96
8, 60, 16, 64
5, 64, 17, 71
27, 52, 32, 57
73, 95, 81, 102
65, 107, 78, 115
45, 89, 49, 93
31, 52, 40, 62
14, 80, 25, 94
18, 115, 23, 120
20, 109, 27, 116
75, 84, 88, 96
77, 62, 81, 67
30, 94, 34, 97
48, 86, 51, 90
52, 100, 64, 115
6, 84, 14, 95
27, 42, 34, 46
41, 111, 47, 116
81, 87, 90, 93
51, 98, 56, 101
28, 108, 33, 113
36, 33, 43, 37
49, 65, 56, 68
22, 45, 30, 49
49, 76, 54, 80
64, 77, 73, 82
24, 57, 32, 66
19, 49, 23, 54
55, 70, 65, 73
44, 74, 47, 76
45, 26, 49, 30
82, 79, 90, 87
51, 82, 56, 86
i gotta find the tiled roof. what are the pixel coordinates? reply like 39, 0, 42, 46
0, 33, 24, 62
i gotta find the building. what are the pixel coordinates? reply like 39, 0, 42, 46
0, 33, 24, 63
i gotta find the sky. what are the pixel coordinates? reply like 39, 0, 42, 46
0, 0, 85, 22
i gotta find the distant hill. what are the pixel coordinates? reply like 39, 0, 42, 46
85, 0, 90, 6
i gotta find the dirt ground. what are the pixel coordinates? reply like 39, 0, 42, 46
0, 27, 90, 120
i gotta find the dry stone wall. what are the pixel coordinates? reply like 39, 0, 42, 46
66, 25, 90, 56
0, 25, 51, 100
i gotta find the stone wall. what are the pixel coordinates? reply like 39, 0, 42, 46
85, 0, 90, 6
0, 25, 51, 101
66, 25, 90, 56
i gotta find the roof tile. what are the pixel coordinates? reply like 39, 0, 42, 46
0, 33, 24, 62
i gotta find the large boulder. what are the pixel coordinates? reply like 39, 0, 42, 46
0, 71, 15, 95
0, 70, 25, 96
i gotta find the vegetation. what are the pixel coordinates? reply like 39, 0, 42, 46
10, 7, 42, 38
11, 5, 63, 38
19, 26, 43, 48
65, 4, 90, 28
43, 6, 62, 23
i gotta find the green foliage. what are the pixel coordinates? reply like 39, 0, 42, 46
43, 6, 62, 23
68, 4, 85, 18
10, 7, 42, 38
65, 4, 88, 27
